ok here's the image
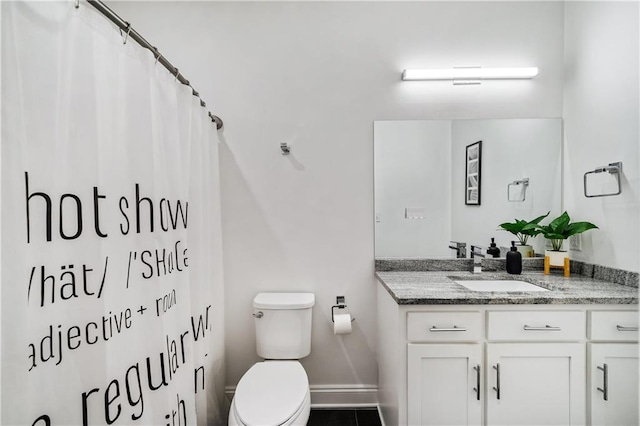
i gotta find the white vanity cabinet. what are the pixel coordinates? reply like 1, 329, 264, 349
405, 309, 586, 426
408, 343, 482, 426
588, 311, 639, 426
407, 312, 483, 426
376, 284, 638, 426
485, 310, 586, 426
485, 343, 585, 426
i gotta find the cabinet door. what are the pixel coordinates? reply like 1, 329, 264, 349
408, 344, 482, 426
589, 343, 639, 426
486, 343, 585, 426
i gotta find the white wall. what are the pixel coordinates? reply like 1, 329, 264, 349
563, 1, 639, 272
374, 120, 452, 258
451, 119, 563, 255
109, 0, 566, 407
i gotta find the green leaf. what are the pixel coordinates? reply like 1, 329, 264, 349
530, 212, 550, 225
543, 232, 566, 240
548, 211, 570, 234
536, 211, 598, 241
498, 212, 550, 239
520, 223, 542, 236
565, 221, 598, 237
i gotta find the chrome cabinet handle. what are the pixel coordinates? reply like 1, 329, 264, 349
616, 325, 639, 332
252, 311, 263, 318
493, 364, 500, 400
473, 365, 481, 401
597, 364, 608, 401
523, 324, 561, 331
429, 325, 467, 332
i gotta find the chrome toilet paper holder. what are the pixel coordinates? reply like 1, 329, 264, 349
331, 296, 355, 322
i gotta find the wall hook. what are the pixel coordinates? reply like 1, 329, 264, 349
280, 142, 290, 155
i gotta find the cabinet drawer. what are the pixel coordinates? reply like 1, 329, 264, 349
487, 311, 585, 341
407, 311, 482, 342
589, 311, 639, 341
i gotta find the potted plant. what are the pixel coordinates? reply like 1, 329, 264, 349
498, 212, 549, 257
536, 211, 598, 266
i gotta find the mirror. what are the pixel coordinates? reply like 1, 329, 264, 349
374, 118, 562, 258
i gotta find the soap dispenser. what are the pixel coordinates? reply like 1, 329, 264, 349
487, 238, 500, 258
506, 241, 522, 274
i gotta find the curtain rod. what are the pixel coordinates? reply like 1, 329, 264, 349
84, 0, 224, 130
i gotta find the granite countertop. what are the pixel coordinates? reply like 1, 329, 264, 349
376, 270, 639, 305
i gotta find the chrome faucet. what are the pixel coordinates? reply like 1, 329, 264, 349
449, 241, 467, 258
470, 245, 485, 274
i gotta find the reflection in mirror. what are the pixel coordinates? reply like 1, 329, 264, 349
374, 119, 562, 259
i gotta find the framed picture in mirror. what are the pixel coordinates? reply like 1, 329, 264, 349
465, 140, 482, 205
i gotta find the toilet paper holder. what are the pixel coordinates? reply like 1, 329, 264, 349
331, 296, 355, 322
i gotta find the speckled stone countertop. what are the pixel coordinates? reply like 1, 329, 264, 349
376, 270, 639, 305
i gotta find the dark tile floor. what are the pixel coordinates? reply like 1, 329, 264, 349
307, 408, 383, 426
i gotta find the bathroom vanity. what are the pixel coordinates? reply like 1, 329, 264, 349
375, 267, 639, 426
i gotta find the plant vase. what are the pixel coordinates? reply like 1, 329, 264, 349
544, 250, 570, 277
516, 244, 534, 258
545, 250, 568, 266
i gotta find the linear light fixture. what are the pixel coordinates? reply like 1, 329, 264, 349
401, 67, 539, 81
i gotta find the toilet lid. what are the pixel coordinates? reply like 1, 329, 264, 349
235, 361, 308, 426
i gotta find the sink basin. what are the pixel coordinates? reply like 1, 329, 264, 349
454, 280, 549, 292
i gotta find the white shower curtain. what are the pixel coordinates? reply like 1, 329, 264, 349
1, 1, 225, 425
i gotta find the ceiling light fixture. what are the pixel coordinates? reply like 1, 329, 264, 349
401, 67, 539, 82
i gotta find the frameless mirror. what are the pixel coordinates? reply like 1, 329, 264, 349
374, 118, 562, 258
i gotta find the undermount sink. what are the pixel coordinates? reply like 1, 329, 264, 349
454, 280, 549, 292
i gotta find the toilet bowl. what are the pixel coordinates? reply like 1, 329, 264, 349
229, 361, 311, 426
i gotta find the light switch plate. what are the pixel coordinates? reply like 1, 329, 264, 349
405, 207, 426, 219
569, 234, 582, 251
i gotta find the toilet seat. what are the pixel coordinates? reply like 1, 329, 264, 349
234, 361, 309, 426
230, 389, 310, 426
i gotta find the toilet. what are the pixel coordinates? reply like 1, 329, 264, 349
229, 292, 315, 426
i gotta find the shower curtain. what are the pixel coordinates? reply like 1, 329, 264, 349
1, 1, 225, 425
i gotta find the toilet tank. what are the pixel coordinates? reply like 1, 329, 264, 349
253, 293, 315, 359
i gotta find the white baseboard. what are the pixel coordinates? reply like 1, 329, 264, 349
224, 384, 378, 409
309, 384, 378, 408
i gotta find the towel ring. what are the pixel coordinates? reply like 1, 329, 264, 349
584, 162, 622, 198
507, 178, 529, 202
